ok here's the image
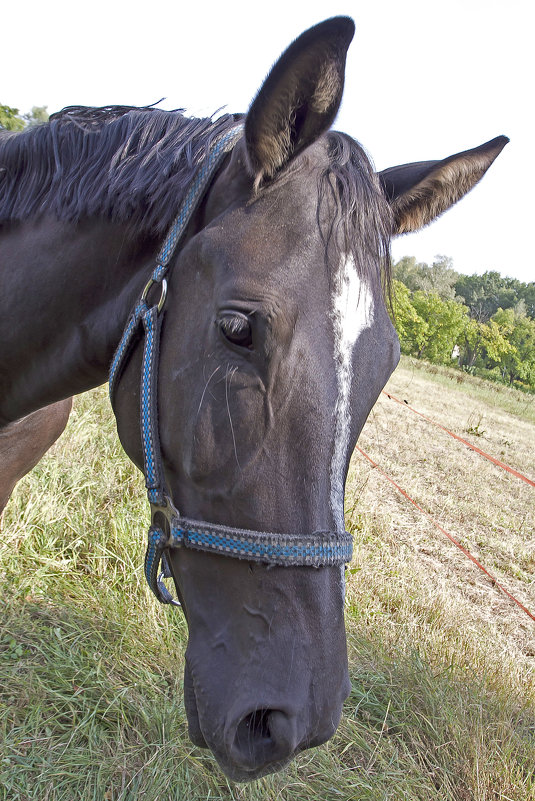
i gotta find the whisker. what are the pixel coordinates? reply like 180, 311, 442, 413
196, 365, 221, 420
225, 364, 241, 470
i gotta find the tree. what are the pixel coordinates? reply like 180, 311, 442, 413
491, 308, 535, 387
393, 256, 428, 292
459, 316, 514, 369
0, 104, 25, 131
0, 104, 48, 131
410, 291, 468, 362
390, 282, 469, 363
455, 271, 518, 322
24, 106, 49, 126
393, 255, 459, 300
518, 283, 535, 319
423, 255, 460, 300
390, 279, 428, 354
460, 318, 485, 368
391, 257, 535, 391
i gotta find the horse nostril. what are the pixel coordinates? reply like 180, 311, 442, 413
236, 709, 271, 747
229, 708, 298, 771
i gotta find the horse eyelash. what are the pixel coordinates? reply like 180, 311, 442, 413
219, 316, 250, 336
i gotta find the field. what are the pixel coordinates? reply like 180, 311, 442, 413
1, 356, 534, 800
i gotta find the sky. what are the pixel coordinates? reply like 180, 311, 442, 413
3, 0, 533, 283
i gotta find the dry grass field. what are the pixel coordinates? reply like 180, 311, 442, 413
1, 356, 534, 800
350, 358, 535, 679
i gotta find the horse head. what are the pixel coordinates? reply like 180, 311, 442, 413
109, 17, 507, 781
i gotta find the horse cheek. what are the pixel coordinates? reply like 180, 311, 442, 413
182, 378, 267, 489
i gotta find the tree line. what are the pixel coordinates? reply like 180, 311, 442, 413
391, 256, 535, 392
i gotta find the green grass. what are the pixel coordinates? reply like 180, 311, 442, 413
1, 365, 534, 800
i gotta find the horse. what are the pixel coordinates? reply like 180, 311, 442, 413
0, 399, 72, 518
0, 17, 507, 782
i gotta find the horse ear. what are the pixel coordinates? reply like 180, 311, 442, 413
378, 136, 509, 235
245, 17, 355, 185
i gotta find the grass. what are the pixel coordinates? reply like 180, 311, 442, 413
1, 356, 534, 800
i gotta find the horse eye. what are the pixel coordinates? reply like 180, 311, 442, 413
217, 312, 253, 350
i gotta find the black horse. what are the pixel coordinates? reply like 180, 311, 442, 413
0, 18, 507, 781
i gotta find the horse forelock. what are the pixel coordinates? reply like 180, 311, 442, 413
0, 106, 242, 234
319, 131, 393, 298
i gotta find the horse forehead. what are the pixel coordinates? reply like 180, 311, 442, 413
207, 144, 323, 232
202, 189, 323, 285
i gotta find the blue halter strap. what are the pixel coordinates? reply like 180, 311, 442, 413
109, 122, 353, 605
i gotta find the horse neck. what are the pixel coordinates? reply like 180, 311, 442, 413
0, 215, 159, 424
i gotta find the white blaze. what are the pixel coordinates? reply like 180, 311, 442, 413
330, 257, 374, 532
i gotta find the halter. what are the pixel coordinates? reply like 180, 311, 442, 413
109, 123, 353, 605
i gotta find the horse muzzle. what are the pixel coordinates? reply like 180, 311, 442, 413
183, 659, 347, 782
171, 551, 351, 782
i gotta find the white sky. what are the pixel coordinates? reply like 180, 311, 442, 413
3, 0, 533, 283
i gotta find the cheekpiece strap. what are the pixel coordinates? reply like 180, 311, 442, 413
139, 305, 165, 504
108, 300, 167, 503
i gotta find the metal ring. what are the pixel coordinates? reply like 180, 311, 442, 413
141, 277, 167, 314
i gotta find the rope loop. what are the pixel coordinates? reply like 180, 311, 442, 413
145, 526, 181, 606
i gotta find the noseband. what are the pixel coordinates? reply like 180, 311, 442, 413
109, 124, 353, 605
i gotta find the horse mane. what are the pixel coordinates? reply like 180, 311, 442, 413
0, 105, 241, 235
0, 105, 391, 290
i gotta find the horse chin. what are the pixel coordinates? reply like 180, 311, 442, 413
215, 756, 294, 784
